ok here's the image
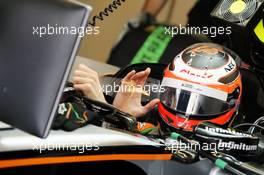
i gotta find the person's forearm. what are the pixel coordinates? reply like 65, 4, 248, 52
142, 0, 168, 16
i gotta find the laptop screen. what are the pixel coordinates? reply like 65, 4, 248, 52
0, 0, 91, 138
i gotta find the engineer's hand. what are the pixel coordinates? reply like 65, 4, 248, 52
73, 64, 106, 103
113, 68, 160, 118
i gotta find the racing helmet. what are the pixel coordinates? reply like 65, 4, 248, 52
158, 43, 242, 132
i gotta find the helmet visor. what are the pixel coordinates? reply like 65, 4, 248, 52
160, 78, 234, 117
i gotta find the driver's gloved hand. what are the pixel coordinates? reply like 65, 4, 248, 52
53, 101, 96, 131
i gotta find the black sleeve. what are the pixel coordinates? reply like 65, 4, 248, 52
137, 108, 160, 126
53, 101, 98, 132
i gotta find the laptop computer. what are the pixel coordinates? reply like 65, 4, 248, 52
0, 0, 92, 138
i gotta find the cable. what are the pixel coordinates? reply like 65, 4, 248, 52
233, 123, 264, 131
249, 116, 264, 133
88, 0, 127, 27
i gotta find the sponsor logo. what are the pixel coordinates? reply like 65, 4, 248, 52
58, 103, 67, 115
224, 61, 235, 72
180, 69, 213, 79
205, 126, 252, 137
219, 141, 257, 151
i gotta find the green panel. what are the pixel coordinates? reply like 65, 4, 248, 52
131, 26, 173, 64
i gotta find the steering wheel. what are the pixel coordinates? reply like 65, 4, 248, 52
82, 97, 138, 132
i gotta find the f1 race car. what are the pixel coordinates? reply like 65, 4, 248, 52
0, 0, 264, 175
1, 55, 264, 175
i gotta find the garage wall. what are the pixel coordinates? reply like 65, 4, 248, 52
77, 0, 197, 62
